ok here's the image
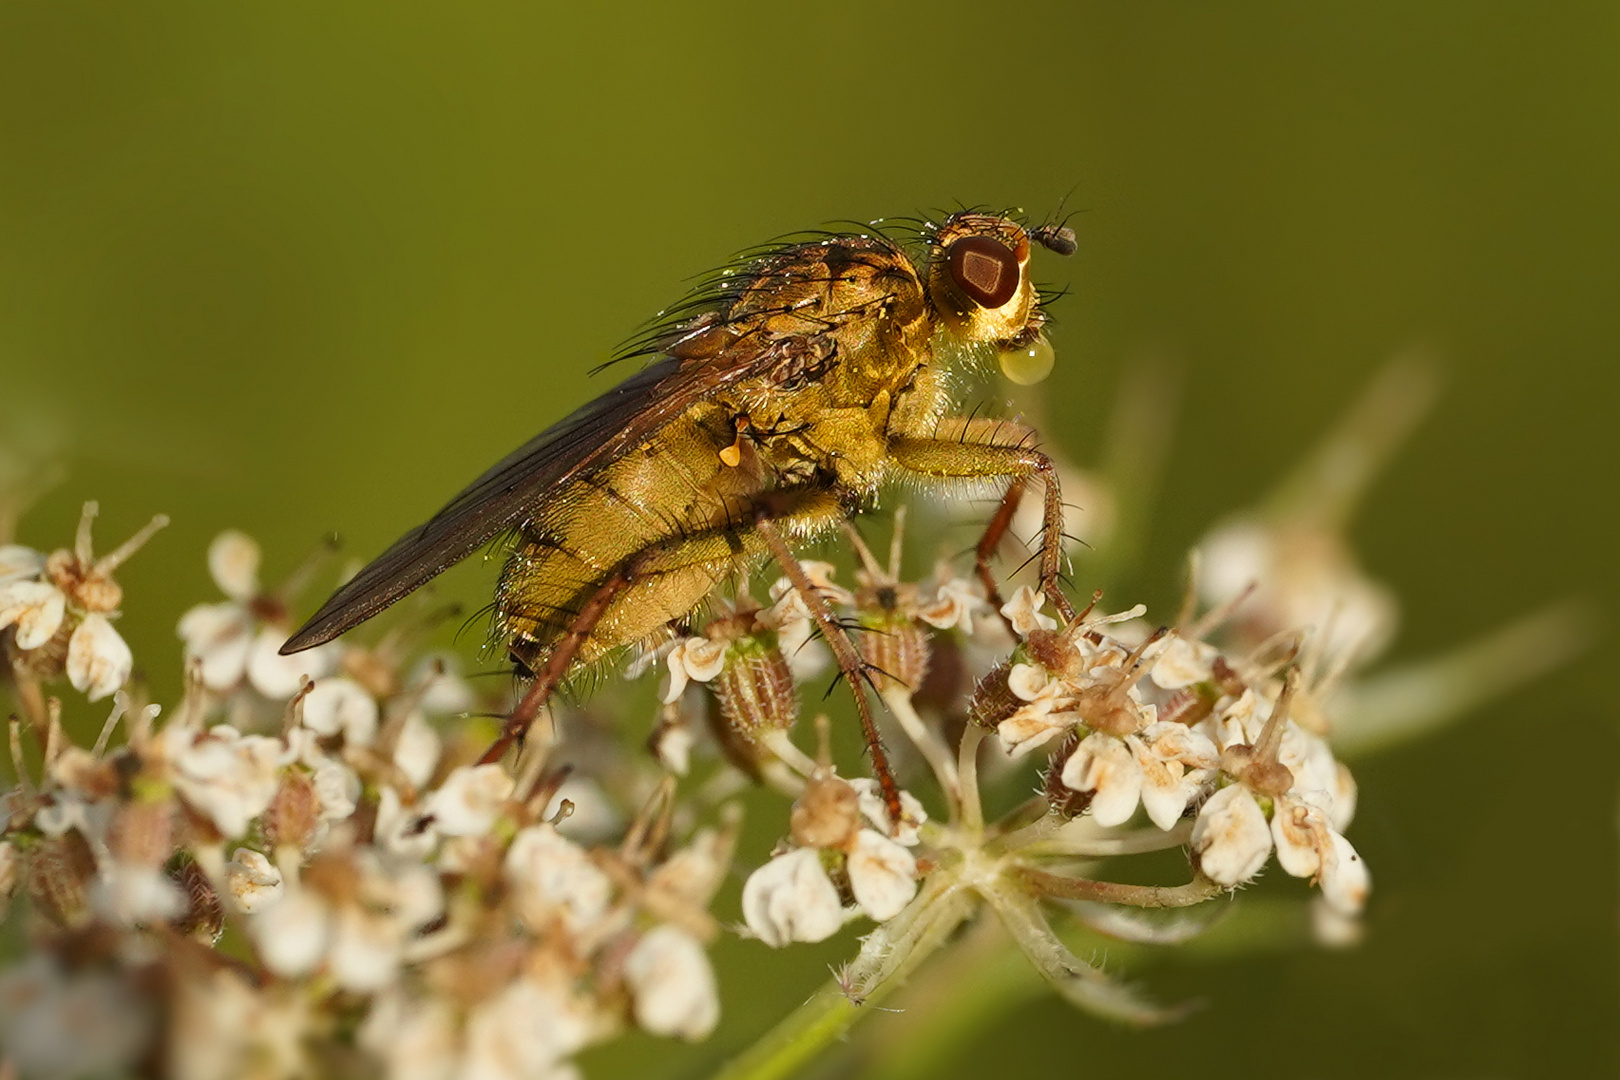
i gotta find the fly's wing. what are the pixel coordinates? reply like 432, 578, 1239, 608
280, 347, 766, 654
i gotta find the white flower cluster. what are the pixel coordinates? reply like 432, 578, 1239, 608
981, 588, 1369, 916
0, 503, 165, 701
0, 527, 730, 1080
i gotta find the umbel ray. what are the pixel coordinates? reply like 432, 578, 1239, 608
282, 209, 1080, 820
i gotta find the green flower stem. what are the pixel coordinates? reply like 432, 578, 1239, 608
708, 878, 977, 1080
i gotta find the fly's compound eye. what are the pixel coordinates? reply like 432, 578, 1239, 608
946, 235, 1021, 309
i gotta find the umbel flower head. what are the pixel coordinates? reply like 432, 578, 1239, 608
0, 362, 1581, 1078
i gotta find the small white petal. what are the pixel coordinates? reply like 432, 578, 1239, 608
1318, 830, 1370, 916
177, 603, 255, 691
247, 628, 330, 699
1060, 733, 1143, 827
1000, 586, 1057, 636
253, 888, 331, 977
207, 530, 261, 603
0, 545, 44, 584
224, 848, 284, 913
847, 779, 927, 846
393, 712, 441, 789
623, 925, 720, 1040
0, 580, 66, 651
1271, 795, 1333, 880
300, 677, 379, 746
428, 764, 514, 837
916, 578, 982, 633
1006, 662, 1052, 702
327, 907, 402, 993
741, 847, 845, 947
311, 759, 361, 822
67, 614, 133, 701
997, 703, 1076, 758
1191, 785, 1273, 886
845, 830, 917, 921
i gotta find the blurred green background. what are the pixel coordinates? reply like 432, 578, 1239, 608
2, 2, 1616, 1077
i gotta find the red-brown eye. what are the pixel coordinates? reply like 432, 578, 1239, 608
946, 235, 1021, 308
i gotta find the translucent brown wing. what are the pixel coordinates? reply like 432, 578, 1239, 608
280, 348, 764, 654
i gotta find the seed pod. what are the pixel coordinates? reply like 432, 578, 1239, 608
26, 829, 98, 927
859, 613, 931, 695
169, 854, 225, 943
967, 660, 1019, 730
712, 637, 798, 742
1042, 729, 1092, 818
262, 769, 321, 852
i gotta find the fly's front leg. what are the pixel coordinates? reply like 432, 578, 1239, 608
888, 421, 1076, 622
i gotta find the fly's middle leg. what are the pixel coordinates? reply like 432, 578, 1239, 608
888, 423, 1076, 621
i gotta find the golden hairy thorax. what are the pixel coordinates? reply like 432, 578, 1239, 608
497, 219, 1049, 670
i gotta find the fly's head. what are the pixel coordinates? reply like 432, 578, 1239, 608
924, 212, 1075, 386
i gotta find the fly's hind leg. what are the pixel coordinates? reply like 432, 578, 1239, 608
752, 510, 905, 830
482, 490, 909, 832
889, 419, 1076, 622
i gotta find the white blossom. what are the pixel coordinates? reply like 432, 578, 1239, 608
459, 977, 597, 1080
177, 602, 256, 692
1129, 721, 1219, 830
845, 830, 917, 921
1060, 732, 1144, 827
393, 711, 442, 789
358, 992, 459, 1080
504, 824, 614, 936
207, 530, 261, 602
93, 861, 184, 925
168, 725, 290, 838
428, 764, 514, 837
741, 847, 845, 947
1149, 636, 1216, 690
623, 925, 720, 1040
301, 676, 379, 746
247, 627, 328, 699
0, 544, 44, 583
662, 635, 728, 703
1191, 784, 1273, 886
916, 576, 983, 633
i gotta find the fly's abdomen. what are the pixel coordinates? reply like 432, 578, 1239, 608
497, 408, 768, 668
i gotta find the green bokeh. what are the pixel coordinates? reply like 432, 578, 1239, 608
2, 3, 1616, 1077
